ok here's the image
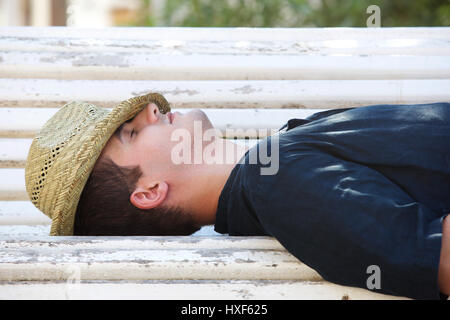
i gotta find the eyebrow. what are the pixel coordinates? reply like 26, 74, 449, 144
114, 118, 133, 145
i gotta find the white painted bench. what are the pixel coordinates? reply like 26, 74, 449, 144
1, 26, 449, 299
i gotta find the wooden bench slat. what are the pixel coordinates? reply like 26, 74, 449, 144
0, 201, 50, 225
0, 138, 256, 168
4, 35, 449, 56
2, 51, 449, 80
0, 138, 31, 167
0, 35, 450, 56
0, 245, 320, 282
0, 203, 221, 236
0, 108, 323, 138
0, 224, 50, 236
1, 26, 448, 57
0, 138, 257, 168
0, 236, 284, 250
0, 202, 220, 235
0, 280, 406, 300
0, 223, 219, 236
1, 26, 447, 41
0, 236, 410, 299
0, 169, 26, 200
1, 79, 449, 109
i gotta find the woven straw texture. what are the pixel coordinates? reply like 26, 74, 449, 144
25, 93, 171, 236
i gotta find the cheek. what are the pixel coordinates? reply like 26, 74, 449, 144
136, 128, 175, 163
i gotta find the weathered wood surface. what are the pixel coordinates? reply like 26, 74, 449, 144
0, 280, 408, 300
0, 236, 320, 283
1, 27, 449, 80
0, 169, 25, 200
0, 108, 322, 138
0, 137, 259, 168
0, 201, 50, 225
1, 79, 448, 109
1, 237, 315, 282
2, 26, 448, 50
0, 236, 407, 299
0, 225, 50, 236
0, 223, 221, 237
1, 26, 447, 44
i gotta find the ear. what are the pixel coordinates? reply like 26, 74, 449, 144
130, 180, 168, 210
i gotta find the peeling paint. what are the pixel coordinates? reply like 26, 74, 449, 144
47, 40, 68, 47
231, 85, 260, 94
39, 52, 80, 63
132, 88, 200, 97
232, 288, 253, 299
72, 54, 129, 68
234, 258, 256, 264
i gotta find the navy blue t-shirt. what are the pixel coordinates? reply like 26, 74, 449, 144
214, 102, 450, 300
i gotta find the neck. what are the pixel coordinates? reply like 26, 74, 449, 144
189, 138, 249, 226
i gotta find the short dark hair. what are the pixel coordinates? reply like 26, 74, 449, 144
74, 156, 201, 236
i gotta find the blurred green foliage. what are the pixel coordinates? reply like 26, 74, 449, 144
130, 0, 449, 27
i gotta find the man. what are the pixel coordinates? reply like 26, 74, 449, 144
25, 93, 449, 299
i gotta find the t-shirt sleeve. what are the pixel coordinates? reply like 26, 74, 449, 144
247, 146, 443, 299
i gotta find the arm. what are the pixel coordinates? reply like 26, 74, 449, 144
439, 215, 450, 297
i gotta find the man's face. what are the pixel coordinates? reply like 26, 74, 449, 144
99, 102, 214, 180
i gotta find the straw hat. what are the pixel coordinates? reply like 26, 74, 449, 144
25, 93, 171, 236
